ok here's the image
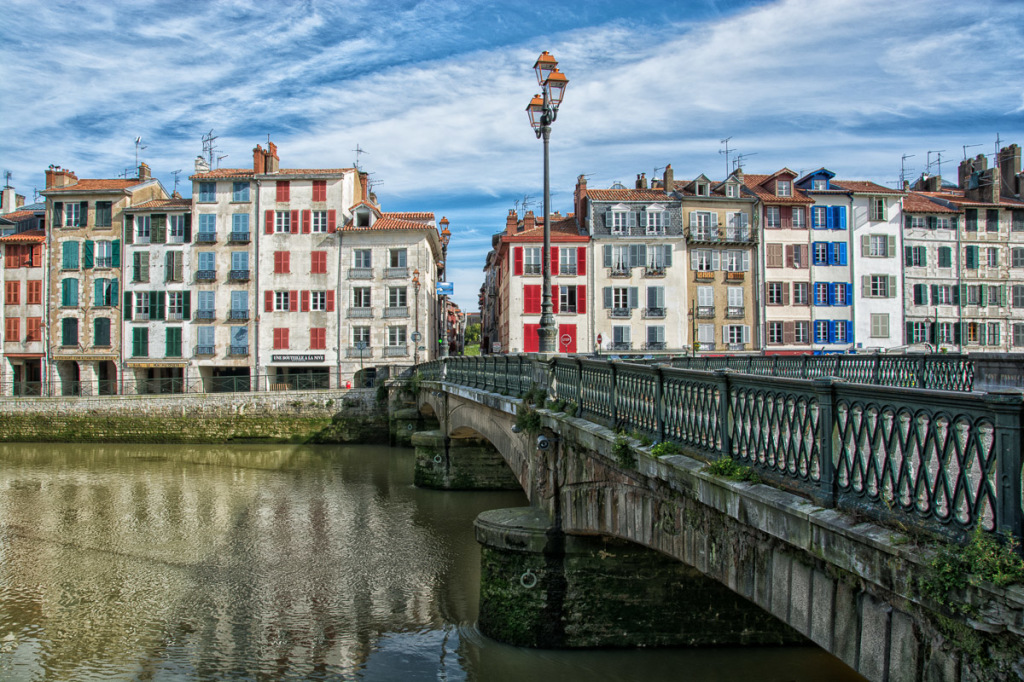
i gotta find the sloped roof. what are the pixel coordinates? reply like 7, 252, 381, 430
190, 167, 356, 180
43, 178, 140, 193
189, 168, 254, 180
1, 209, 43, 221
587, 189, 671, 202
831, 180, 903, 195
903, 192, 959, 214
0, 229, 45, 243
385, 212, 434, 222
342, 215, 436, 232
501, 216, 588, 243
126, 198, 192, 211
742, 174, 814, 204
914, 190, 1024, 209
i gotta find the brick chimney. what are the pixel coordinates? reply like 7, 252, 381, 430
999, 144, 1021, 197
138, 163, 151, 181
573, 174, 587, 227
523, 210, 536, 232
265, 141, 280, 173
359, 172, 369, 202
636, 173, 647, 190
959, 153, 988, 190
195, 155, 210, 174
253, 145, 266, 174
663, 164, 674, 194
44, 165, 77, 189
506, 208, 518, 234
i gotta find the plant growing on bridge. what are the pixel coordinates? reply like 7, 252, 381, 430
704, 457, 759, 483
409, 371, 423, 394
524, 385, 547, 406
921, 526, 1024, 614
564, 401, 578, 417
545, 399, 567, 413
515, 403, 542, 435
611, 435, 636, 469
651, 441, 682, 458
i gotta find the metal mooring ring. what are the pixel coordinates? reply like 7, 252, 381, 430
433, 454, 443, 464
520, 569, 538, 589
407, 423, 414, 431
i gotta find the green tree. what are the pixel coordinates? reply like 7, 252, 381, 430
464, 323, 480, 345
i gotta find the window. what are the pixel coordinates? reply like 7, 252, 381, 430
232, 214, 249, 237
647, 245, 671, 269
310, 291, 327, 311
167, 292, 184, 320
312, 180, 327, 202
725, 325, 749, 345
354, 249, 371, 268
792, 208, 806, 229
988, 322, 1001, 346
62, 241, 79, 269
964, 245, 979, 269
647, 325, 666, 347
198, 182, 216, 202
965, 208, 978, 232
870, 198, 886, 222
829, 242, 847, 266
311, 251, 327, 274
987, 247, 999, 267
870, 313, 889, 338
88, 201, 110, 227
869, 235, 889, 257
693, 250, 714, 271
794, 321, 809, 344
311, 211, 328, 233
726, 184, 738, 198
94, 240, 113, 268
274, 291, 291, 311
690, 211, 715, 239
967, 322, 980, 344
231, 251, 249, 274
814, 282, 829, 306
4, 281, 19, 305
767, 282, 784, 305
610, 244, 632, 271
276, 181, 290, 202
1015, 324, 1024, 348
134, 292, 150, 319
869, 275, 892, 298
353, 287, 371, 307
61, 318, 78, 347
132, 327, 149, 357
4, 317, 19, 342
812, 242, 829, 266
310, 328, 326, 350
388, 287, 407, 308
60, 278, 78, 307
274, 251, 290, 274
765, 206, 781, 229
768, 322, 784, 344
166, 327, 182, 358
727, 287, 744, 311
910, 216, 927, 229
94, 278, 116, 307
793, 282, 809, 305
814, 320, 829, 343
832, 283, 848, 306
198, 291, 215, 317
388, 326, 407, 346
904, 245, 926, 266
275, 211, 290, 233
1013, 285, 1024, 309
197, 252, 215, 276
22, 317, 39, 342
776, 180, 791, 197
936, 285, 953, 305
352, 326, 370, 346
812, 206, 828, 229
696, 183, 710, 196
611, 287, 630, 310
1014, 210, 1024, 232
26, 280, 41, 305
64, 202, 82, 227
232, 182, 249, 202
645, 208, 666, 234
612, 325, 631, 346
938, 323, 955, 345
560, 286, 580, 313
788, 244, 807, 268
966, 285, 980, 306
273, 328, 289, 349
196, 326, 215, 352
609, 210, 630, 234
231, 291, 247, 316
989, 285, 1003, 307
834, 321, 850, 343
559, 248, 577, 274
697, 285, 714, 308
907, 321, 929, 344
766, 243, 783, 268
938, 246, 953, 268
986, 209, 999, 233
523, 247, 541, 275
724, 250, 748, 272
1011, 248, 1024, 268
231, 326, 248, 353
135, 215, 151, 243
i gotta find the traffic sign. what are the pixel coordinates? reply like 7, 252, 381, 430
436, 282, 454, 296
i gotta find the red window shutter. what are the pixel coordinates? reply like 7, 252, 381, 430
578, 247, 586, 276
265, 290, 274, 312
313, 181, 326, 202
283, 251, 290, 273
578, 285, 586, 314
31, 245, 42, 266
514, 247, 523, 276
282, 329, 289, 348
781, 206, 792, 224
302, 210, 311, 234
290, 210, 299, 234
4, 249, 14, 269
327, 210, 337, 233
524, 284, 540, 314
326, 290, 335, 312
523, 323, 540, 353
301, 290, 310, 312
265, 209, 274, 234
558, 324, 577, 353
276, 181, 289, 202
311, 328, 326, 349
289, 290, 298, 312
552, 285, 559, 313
551, 247, 559, 275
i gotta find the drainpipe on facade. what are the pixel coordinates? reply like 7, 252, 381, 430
43, 205, 52, 396
751, 199, 762, 352
956, 211, 963, 353
118, 192, 127, 395
848, 192, 856, 353
898, 195, 907, 347
335, 224, 342, 387
253, 179, 261, 390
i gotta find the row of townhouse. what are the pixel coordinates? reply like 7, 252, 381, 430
0, 141, 444, 396
481, 143, 1024, 355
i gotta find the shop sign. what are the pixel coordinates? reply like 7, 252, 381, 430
271, 354, 325, 363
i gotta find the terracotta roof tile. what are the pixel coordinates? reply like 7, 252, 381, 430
915, 190, 1024, 208
0, 229, 46, 243
587, 189, 671, 202
342, 216, 437, 232
127, 198, 192, 210
43, 178, 140, 193
502, 216, 588, 243
384, 212, 434, 222
831, 180, 904, 195
903, 193, 959, 214
1, 209, 42, 221
741, 175, 814, 204
189, 168, 254, 180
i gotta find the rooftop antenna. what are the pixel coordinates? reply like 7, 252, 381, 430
962, 143, 982, 160
3, 170, 12, 189
926, 150, 945, 175
995, 133, 1003, 160
900, 154, 915, 186
171, 169, 183, 194
936, 151, 947, 178
33, 187, 41, 203
353, 144, 367, 170
719, 137, 733, 178
734, 152, 757, 171
521, 194, 533, 212
134, 136, 148, 167
201, 130, 219, 167
216, 154, 229, 169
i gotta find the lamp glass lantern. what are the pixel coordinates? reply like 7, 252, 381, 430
526, 95, 544, 132
533, 51, 557, 86
544, 69, 568, 107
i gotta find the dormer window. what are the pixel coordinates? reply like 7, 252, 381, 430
812, 179, 828, 190
726, 184, 738, 198
355, 209, 371, 228
776, 180, 791, 197
606, 204, 634, 235
696, 183, 710, 196
644, 205, 666, 234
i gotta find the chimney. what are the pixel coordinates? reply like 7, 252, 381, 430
925, 175, 942, 192
265, 141, 280, 173
663, 164, 674, 194
573, 174, 587, 227
253, 145, 265, 174
138, 163, 151, 181
999, 144, 1021, 196
523, 210, 536, 232
195, 155, 210, 174
902, 180, 910, 191
979, 167, 1001, 205
0, 187, 15, 215
636, 173, 648, 190
359, 172, 369, 202
506, 208, 518, 234
44, 165, 77, 189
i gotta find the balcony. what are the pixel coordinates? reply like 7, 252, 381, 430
194, 345, 215, 356
643, 266, 666, 278
726, 306, 745, 319
348, 308, 373, 318
695, 270, 714, 280
196, 270, 216, 282
697, 342, 716, 351
559, 305, 578, 314
687, 227, 717, 242
696, 306, 715, 319
644, 341, 666, 350
134, 311, 151, 321
228, 231, 250, 243
643, 307, 666, 319
725, 271, 745, 281
609, 308, 631, 319
384, 306, 409, 318
384, 345, 408, 357
347, 346, 373, 358
609, 266, 631, 278
728, 343, 748, 351
384, 267, 408, 279
610, 342, 632, 351
229, 269, 250, 282
523, 264, 542, 276
166, 311, 185, 321
195, 309, 215, 321
349, 267, 373, 280
559, 264, 578, 276
229, 309, 249, 321
725, 228, 751, 242
195, 232, 217, 243
95, 257, 113, 268
229, 345, 249, 356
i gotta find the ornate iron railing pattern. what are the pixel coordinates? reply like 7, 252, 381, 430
418, 355, 1021, 544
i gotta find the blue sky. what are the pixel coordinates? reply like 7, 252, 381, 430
2, 0, 1022, 310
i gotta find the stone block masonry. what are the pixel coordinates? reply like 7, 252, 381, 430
0, 389, 385, 444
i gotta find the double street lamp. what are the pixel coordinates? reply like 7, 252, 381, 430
526, 51, 569, 353
438, 217, 451, 358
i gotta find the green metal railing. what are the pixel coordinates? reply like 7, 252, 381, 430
419, 355, 1022, 545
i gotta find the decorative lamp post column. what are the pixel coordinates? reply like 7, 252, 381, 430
526, 51, 569, 354
439, 218, 451, 358
412, 268, 421, 365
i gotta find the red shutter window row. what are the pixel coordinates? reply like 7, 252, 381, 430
3, 245, 41, 269
578, 247, 587, 276
26, 280, 41, 305
4, 246, 19, 269
310, 327, 326, 349
312, 180, 327, 202
274, 251, 290, 274
5, 317, 19, 341
5, 281, 19, 305
266, 209, 336, 235
273, 327, 289, 349
514, 245, 587, 276
276, 181, 290, 202
523, 284, 541, 314
311, 251, 327, 274
264, 290, 335, 312
26, 317, 41, 342
523, 323, 540, 353
551, 247, 559, 275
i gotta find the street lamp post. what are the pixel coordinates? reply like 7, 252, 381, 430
412, 268, 421, 365
439, 218, 451, 358
526, 51, 569, 354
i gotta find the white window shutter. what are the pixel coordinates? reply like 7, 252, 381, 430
722, 326, 729, 343
605, 211, 612, 228
629, 211, 637, 228
742, 325, 750, 343
712, 250, 721, 270
690, 251, 699, 270
710, 212, 718, 227
742, 251, 750, 271
689, 212, 697, 228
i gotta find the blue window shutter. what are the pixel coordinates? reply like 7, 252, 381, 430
828, 321, 836, 343
603, 287, 612, 309
826, 207, 835, 230
603, 245, 611, 268
839, 206, 847, 230
813, 283, 822, 306
839, 242, 847, 265
845, 283, 852, 306
847, 320, 854, 343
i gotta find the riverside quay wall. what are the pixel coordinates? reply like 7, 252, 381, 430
0, 389, 386, 444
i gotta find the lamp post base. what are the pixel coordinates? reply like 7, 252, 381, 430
538, 315, 558, 354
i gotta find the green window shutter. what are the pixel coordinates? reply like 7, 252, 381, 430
124, 291, 133, 320
887, 235, 896, 258
182, 291, 191, 320
979, 284, 988, 307
111, 278, 118, 302
1001, 285, 1008, 307
94, 279, 103, 305
862, 276, 871, 298
112, 239, 120, 267
862, 235, 871, 256
125, 215, 134, 244
931, 284, 939, 304
83, 240, 94, 269
141, 253, 150, 282
918, 246, 926, 266
151, 214, 166, 244
904, 246, 912, 266
80, 202, 89, 226
54, 202, 63, 227
184, 214, 192, 243
166, 327, 181, 357
62, 241, 79, 269
156, 291, 166, 320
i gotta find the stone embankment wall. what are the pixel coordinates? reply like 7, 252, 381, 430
0, 389, 385, 444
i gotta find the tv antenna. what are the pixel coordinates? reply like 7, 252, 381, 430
201, 130, 220, 167
171, 169, 183, 193
995, 133, 1003, 160
520, 195, 533, 213
353, 144, 368, 170
134, 136, 148, 167
3, 170, 12, 189
962, 143, 982, 160
217, 154, 229, 169
734, 152, 757, 171
926, 150, 945, 175
900, 154, 915, 186
719, 137, 733, 177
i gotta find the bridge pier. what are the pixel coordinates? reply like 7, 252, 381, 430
390, 407, 427, 447
474, 506, 804, 649
412, 430, 521, 490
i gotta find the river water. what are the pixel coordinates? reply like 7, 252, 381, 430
0, 443, 863, 681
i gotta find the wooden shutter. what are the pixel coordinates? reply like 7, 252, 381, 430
289, 290, 298, 312
603, 245, 612, 268
326, 290, 335, 312
265, 290, 274, 312
327, 210, 337, 233
265, 210, 274, 234
550, 247, 559, 275
152, 214, 166, 243
861, 235, 871, 256
888, 275, 897, 298
782, 282, 790, 305
551, 285, 559, 313
83, 240, 94, 269
578, 247, 586, 276
302, 210, 311, 234
603, 287, 612, 309
887, 235, 896, 258
112, 240, 120, 268
785, 244, 794, 268
290, 210, 299, 234
182, 291, 191, 320
184, 214, 192, 242
80, 201, 89, 226
783, 321, 795, 344
628, 287, 638, 309
514, 247, 523, 275
301, 290, 310, 312
577, 285, 586, 314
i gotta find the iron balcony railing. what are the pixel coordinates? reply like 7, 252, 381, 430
196, 270, 216, 281
643, 307, 665, 319
195, 309, 215, 321
559, 264, 578, 276
228, 345, 249, 356
384, 306, 409, 318
384, 345, 408, 357
726, 306, 745, 318
229, 309, 249, 321
384, 267, 408, 279
229, 231, 250, 243
643, 266, 666, 278
229, 269, 250, 281
349, 268, 373, 280
696, 306, 715, 318
195, 232, 217, 243
608, 308, 631, 319
348, 308, 373, 318
194, 345, 215, 356
609, 266, 631, 278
